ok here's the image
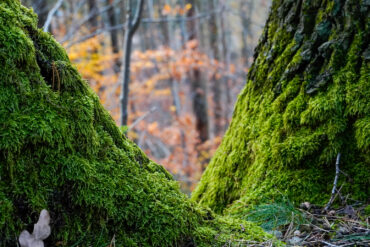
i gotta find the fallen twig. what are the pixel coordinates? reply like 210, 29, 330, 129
325, 153, 341, 211
109, 234, 116, 247
283, 212, 295, 240
320, 240, 340, 247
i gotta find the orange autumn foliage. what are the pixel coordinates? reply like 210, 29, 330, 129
64, 37, 237, 192
162, 3, 192, 16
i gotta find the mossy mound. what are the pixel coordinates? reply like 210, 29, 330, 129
192, 0, 369, 213
0, 1, 275, 246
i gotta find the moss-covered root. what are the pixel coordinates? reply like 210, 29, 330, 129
191, 208, 282, 247
0, 0, 277, 246
192, 0, 370, 213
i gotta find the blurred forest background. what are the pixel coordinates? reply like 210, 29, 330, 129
22, 0, 271, 193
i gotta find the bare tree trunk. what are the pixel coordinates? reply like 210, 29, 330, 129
186, 0, 209, 143
140, 6, 151, 51
37, 0, 49, 28
179, 0, 188, 44
219, 1, 232, 129
159, 0, 170, 45
106, 0, 121, 74
165, 0, 174, 49
209, 0, 224, 137
169, 78, 188, 169
146, 0, 156, 49
87, 0, 99, 31
240, 0, 254, 66
190, 70, 209, 143
120, 0, 144, 126
43, 0, 64, 33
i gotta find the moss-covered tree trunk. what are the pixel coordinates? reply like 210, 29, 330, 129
192, 0, 369, 213
0, 1, 274, 246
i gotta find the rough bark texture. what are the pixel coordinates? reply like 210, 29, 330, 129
192, 0, 369, 213
0, 1, 274, 246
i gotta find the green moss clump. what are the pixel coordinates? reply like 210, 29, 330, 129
192, 0, 369, 214
0, 1, 276, 246
365, 205, 370, 216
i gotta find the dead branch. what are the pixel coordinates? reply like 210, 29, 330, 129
319, 240, 340, 247
128, 107, 157, 130
325, 153, 341, 211
43, 0, 64, 32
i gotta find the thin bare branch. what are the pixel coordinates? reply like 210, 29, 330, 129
65, 23, 126, 48
319, 240, 340, 247
120, 0, 145, 126
129, 107, 157, 130
43, 0, 64, 32
131, 0, 144, 34
325, 153, 341, 211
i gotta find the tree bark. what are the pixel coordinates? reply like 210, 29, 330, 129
120, 0, 144, 126
1, 1, 277, 246
193, 0, 370, 213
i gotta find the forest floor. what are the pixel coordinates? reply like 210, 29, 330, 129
244, 201, 370, 246
289, 204, 369, 246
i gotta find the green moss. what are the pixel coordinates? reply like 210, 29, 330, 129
0, 1, 276, 246
192, 0, 369, 214
193, 209, 282, 247
365, 205, 370, 216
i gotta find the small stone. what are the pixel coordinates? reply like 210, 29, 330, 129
288, 236, 302, 245
328, 210, 336, 216
344, 205, 356, 218
300, 202, 311, 210
294, 230, 301, 236
338, 226, 349, 235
